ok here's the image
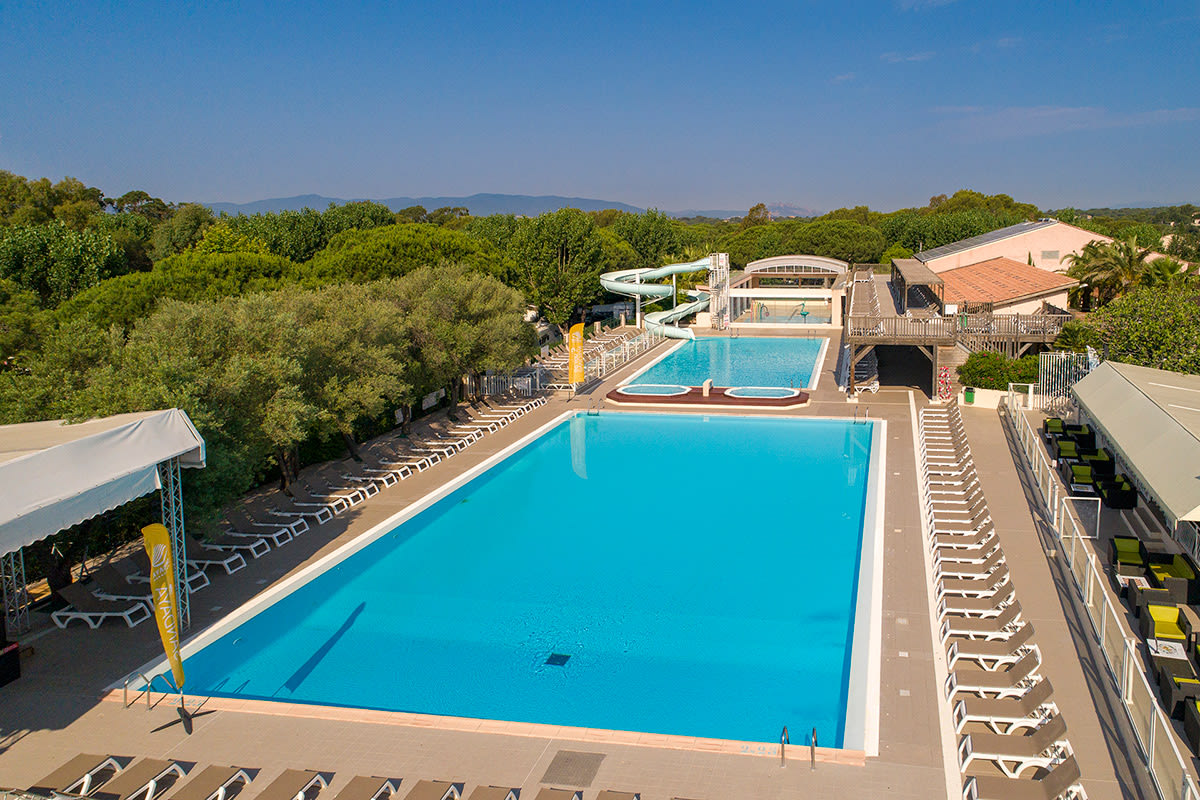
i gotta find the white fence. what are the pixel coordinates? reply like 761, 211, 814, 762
465, 374, 536, 397
540, 327, 666, 392
1003, 384, 1200, 800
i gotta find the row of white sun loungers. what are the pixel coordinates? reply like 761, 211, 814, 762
536, 327, 641, 369
919, 404, 1086, 800
50, 396, 548, 630
24, 752, 645, 800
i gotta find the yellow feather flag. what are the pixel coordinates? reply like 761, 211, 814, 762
568, 323, 585, 384
141, 523, 185, 690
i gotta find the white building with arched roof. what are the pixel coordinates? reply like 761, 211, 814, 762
727, 254, 849, 328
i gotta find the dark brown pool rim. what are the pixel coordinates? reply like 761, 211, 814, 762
605, 386, 810, 409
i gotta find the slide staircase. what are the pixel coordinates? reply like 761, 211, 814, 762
599, 255, 714, 340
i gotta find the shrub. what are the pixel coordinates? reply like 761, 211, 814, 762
957, 351, 1022, 390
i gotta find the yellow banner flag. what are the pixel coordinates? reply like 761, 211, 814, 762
568, 322, 585, 384
141, 523, 185, 690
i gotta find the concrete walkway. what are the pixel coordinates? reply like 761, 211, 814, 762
961, 406, 1158, 800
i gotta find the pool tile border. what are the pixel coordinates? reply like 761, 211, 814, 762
97, 689, 867, 766
118, 408, 879, 762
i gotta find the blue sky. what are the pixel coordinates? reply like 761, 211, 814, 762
1, 1, 1197, 212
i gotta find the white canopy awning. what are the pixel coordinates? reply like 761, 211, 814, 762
0, 409, 205, 555
1072, 362, 1200, 526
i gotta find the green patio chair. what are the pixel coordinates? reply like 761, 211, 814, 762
1141, 604, 1187, 642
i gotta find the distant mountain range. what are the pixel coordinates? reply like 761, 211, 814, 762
202, 193, 819, 220
206, 193, 643, 217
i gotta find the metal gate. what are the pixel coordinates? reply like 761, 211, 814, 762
1037, 350, 1093, 412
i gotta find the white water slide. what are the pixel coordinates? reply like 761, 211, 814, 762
599, 255, 714, 340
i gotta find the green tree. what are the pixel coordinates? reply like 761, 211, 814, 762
112, 190, 173, 221
1140, 257, 1197, 289
0, 223, 125, 304
305, 223, 502, 285
612, 209, 681, 270
152, 203, 214, 259
87, 211, 155, 272
58, 251, 302, 331
395, 205, 428, 224
879, 242, 914, 263
192, 221, 270, 255
786, 220, 886, 263
1088, 287, 1200, 373
380, 264, 532, 411
426, 206, 470, 227
1052, 320, 1100, 353
740, 203, 771, 230
0, 278, 47, 359
509, 208, 604, 334
1063, 235, 1155, 305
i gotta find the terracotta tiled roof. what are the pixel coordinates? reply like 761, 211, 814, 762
940, 257, 1078, 305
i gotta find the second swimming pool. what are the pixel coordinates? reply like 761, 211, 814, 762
628, 336, 826, 389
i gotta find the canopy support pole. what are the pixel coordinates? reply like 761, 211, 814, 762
158, 458, 190, 629
1, 549, 29, 634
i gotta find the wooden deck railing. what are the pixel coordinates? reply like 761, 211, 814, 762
847, 313, 1071, 346
847, 315, 955, 343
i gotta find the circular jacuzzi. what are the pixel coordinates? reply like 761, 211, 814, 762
618, 384, 690, 396
725, 386, 802, 399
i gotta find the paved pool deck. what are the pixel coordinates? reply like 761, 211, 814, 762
0, 335, 1153, 799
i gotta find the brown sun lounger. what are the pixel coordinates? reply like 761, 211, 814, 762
463, 788, 517, 800
939, 567, 1011, 597
90, 758, 188, 800
403, 781, 463, 800
532, 791, 581, 800
332, 777, 401, 800
962, 753, 1081, 800
958, 713, 1069, 777
169, 765, 254, 800
255, 770, 330, 800
946, 649, 1042, 700
90, 563, 153, 603
941, 604, 1026, 641
29, 753, 126, 796
936, 549, 1006, 578
938, 587, 1018, 619
596, 793, 640, 800
947, 623, 1036, 669
51, 583, 152, 629
954, 679, 1057, 734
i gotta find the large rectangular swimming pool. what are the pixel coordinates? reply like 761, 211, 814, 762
172, 412, 881, 747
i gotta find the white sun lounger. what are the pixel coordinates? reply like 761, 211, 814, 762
185, 537, 247, 575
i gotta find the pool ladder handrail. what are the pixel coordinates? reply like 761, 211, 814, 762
587, 399, 601, 416
123, 670, 174, 710
780, 725, 789, 767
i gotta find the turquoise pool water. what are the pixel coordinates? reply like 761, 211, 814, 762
180, 413, 874, 745
617, 384, 689, 396
725, 387, 801, 399
631, 337, 824, 389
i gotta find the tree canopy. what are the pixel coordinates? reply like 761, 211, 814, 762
305, 223, 502, 285
509, 208, 604, 332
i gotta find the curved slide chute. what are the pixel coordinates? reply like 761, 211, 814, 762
599, 255, 713, 340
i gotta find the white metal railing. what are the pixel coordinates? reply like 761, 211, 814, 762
1001, 387, 1200, 800
465, 373, 536, 397
540, 327, 666, 392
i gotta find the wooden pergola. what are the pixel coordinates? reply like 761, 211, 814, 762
890, 259, 944, 314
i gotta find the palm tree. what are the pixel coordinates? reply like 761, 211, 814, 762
1062, 235, 1155, 306
1140, 256, 1198, 289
